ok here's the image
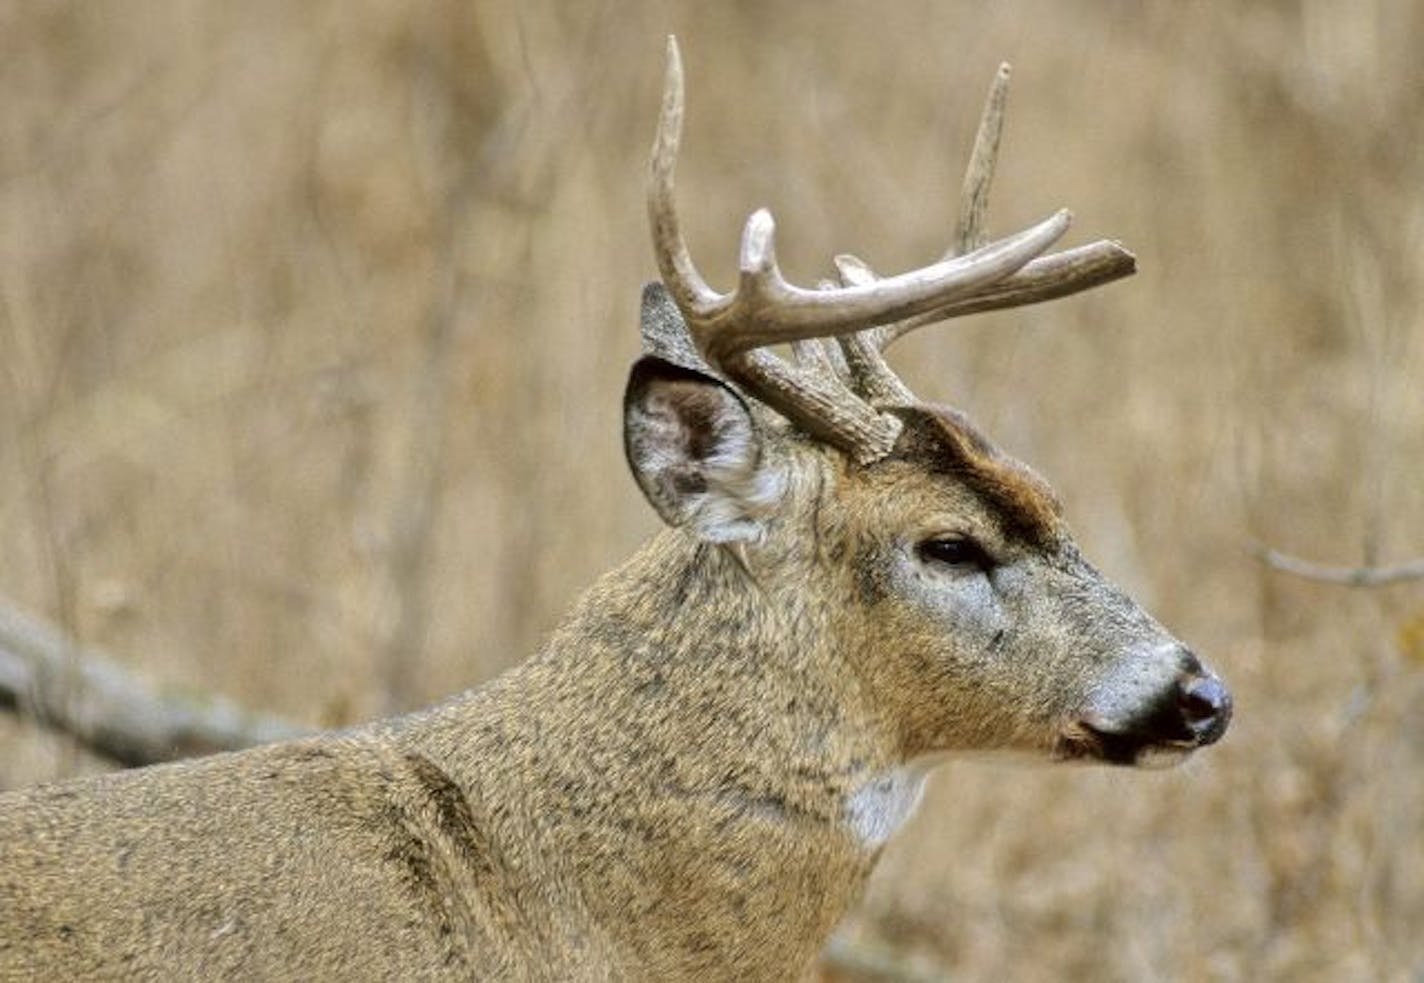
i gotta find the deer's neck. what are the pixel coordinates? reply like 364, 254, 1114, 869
401, 530, 897, 976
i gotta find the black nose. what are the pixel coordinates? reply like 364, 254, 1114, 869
1178, 674, 1232, 745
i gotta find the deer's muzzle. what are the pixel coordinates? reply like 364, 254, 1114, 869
1060, 647, 1232, 768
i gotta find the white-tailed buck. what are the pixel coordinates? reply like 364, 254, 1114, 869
0, 39, 1229, 981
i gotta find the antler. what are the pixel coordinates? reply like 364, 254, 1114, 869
647, 37, 1136, 464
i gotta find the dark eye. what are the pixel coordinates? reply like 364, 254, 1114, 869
917, 536, 994, 571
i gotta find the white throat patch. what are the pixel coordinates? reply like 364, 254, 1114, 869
844, 764, 934, 850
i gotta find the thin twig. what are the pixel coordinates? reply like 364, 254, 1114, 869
0, 598, 308, 769
1251, 544, 1424, 588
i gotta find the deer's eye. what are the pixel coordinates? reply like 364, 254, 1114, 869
917, 536, 994, 572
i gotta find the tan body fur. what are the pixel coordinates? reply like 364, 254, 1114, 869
3, 520, 890, 980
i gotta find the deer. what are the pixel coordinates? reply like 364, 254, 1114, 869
0, 38, 1230, 981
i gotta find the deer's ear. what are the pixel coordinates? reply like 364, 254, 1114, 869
623, 356, 785, 543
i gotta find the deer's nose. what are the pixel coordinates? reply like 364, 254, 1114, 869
1178, 672, 1231, 745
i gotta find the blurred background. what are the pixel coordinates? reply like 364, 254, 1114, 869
2, 1, 1422, 979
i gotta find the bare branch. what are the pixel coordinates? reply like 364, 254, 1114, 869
0, 599, 308, 769
1251, 545, 1424, 588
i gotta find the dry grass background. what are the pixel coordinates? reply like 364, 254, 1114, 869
2, 1, 1423, 979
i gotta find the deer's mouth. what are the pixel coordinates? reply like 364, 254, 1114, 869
1055, 722, 1199, 769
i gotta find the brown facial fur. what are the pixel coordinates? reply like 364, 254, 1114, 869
884, 404, 1066, 550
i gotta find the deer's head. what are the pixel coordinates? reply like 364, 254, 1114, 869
623, 40, 1230, 769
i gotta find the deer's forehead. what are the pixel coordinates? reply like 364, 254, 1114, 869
838, 404, 1065, 548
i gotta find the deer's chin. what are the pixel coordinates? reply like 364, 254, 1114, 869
1054, 722, 1199, 769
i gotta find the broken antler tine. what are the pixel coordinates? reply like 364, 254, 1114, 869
791, 337, 852, 382
954, 62, 1011, 258
833, 255, 915, 405
648, 36, 722, 318
789, 280, 852, 379
831, 252, 882, 344
791, 339, 830, 372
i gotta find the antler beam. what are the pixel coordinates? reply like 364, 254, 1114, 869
647, 36, 1136, 463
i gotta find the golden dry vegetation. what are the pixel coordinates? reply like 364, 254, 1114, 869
2, 2, 1423, 979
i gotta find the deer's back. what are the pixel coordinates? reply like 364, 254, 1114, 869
0, 732, 606, 981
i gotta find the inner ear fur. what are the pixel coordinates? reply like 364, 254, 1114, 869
623, 356, 785, 544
